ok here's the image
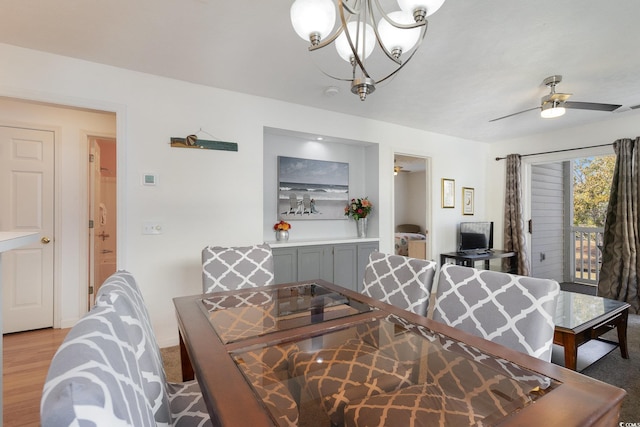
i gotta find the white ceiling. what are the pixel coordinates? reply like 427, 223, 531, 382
2, 0, 640, 143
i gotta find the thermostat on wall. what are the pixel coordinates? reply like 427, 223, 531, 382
142, 173, 157, 186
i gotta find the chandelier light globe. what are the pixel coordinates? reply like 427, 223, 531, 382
290, 0, 336, 45
377, 11, 421, 58
541, 102, 566, 119
397, 0, 446, 19
335, 21, 376, 63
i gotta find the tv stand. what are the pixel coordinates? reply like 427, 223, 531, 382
440, 250, 517, 274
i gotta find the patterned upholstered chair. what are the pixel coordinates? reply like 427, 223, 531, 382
361, 252, 437, 316
289, 321, 417, 426
202, 244, 274, 293
343, 329, 552, 427
287, 253, 437, 425
200, 283, 301, 425
432, 263, 560, 361
41, 298, 157, 426
95, 271, 211, 426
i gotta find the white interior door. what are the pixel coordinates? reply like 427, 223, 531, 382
0, 126, 54, 333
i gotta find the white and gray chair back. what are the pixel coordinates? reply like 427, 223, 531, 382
202, 244, 274, 293
361, 252, 437, 316
433, 263, 560, 361
41, 301, 157, 427
96, 271, 212, 427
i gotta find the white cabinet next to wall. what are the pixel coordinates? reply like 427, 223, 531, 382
270, 239, 379, 292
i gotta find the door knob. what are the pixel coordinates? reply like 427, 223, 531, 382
41, 237, 51, 244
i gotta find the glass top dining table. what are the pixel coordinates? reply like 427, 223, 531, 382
174, 280, 626, 427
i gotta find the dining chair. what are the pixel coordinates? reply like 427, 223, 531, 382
432, 263, 560, 361
202, 243, 274, 293
41, 296, 158, 426
342, 328, 551, 427
287, 252, 437, 425
361, 251, 437, 316
96, 271, 212, 427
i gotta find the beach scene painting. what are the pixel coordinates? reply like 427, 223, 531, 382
278, 156, 349, 220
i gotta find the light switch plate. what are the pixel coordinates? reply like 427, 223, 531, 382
142, 222, 162, 235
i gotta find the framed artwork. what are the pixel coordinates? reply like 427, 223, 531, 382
278, 156, 349, 220
462, 187, 475, 215
441, 178, 455, 208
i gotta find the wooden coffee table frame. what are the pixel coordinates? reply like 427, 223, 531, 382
554, 301, 630, 371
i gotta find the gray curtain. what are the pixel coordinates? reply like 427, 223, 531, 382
598, 138, 640, 314
504, 154, 530, 275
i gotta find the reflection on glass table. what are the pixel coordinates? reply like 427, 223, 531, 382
232, 313, 557, 427
202, 282, 374, 344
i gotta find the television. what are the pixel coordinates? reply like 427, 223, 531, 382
458, 221, 493, 254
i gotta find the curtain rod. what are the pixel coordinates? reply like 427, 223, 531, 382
495, 143, 613, 161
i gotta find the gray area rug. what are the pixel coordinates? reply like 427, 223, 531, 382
161, 313, 640, 423
580, 313, 639, 423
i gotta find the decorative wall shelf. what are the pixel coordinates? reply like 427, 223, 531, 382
170, 136, 237, 152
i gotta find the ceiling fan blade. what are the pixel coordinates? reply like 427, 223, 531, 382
489, 107, 540, 122
563, 101, 622, 112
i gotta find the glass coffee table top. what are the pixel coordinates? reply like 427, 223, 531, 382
554, 291, 629, 330
201, 282, 374, 344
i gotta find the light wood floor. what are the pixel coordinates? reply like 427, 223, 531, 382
3, 327, 70, 427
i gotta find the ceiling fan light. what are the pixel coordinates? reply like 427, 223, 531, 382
541, 102, 566, 119
290, 0, 336, 44
397, 0, 446, 18
377, 11, 421, 57
335, 21, 376, 63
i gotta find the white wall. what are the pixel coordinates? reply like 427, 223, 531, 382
394, 171, 427, 231
0, 43, 490, 347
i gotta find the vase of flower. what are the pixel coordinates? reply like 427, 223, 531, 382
275, 230, 289, 241
345, 197, 372, 238
273, 220, 291, 241
355, 217, 368, 238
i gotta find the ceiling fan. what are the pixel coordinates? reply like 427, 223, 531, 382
489, 75, 622, 122
394, 165, 409, 175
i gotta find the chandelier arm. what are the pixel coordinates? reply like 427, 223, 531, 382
373, 0, 426, 29
339, 0, 371, 79
309, 23, 346, 52
376, 20, 429, 84
370, 6, 402, 65
341, 0, 359, 15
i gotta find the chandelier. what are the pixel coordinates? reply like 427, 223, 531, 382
290, 0, 446, 100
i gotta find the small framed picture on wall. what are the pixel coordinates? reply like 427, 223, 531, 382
441, 178, 455, 208
462, 187, 474, 215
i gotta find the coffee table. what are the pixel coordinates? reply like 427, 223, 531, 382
552, 291, 630, 371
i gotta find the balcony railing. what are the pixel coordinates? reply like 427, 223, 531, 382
572, 226, 604, 285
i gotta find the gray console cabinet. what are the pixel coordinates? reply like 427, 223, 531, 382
272, 241, 378, 292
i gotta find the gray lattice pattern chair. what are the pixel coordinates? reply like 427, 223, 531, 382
202, 244, 274, 293
342, 319, 553, 427
96, 271, 212, 427
361, 252, 437, 316
288, 319, 426, 426
433, 264, 560, 361
41, 300, 157, 426
202, 292, 301, 425
234, 344, 301, 427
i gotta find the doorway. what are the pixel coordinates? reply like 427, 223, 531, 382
0, 96, 117, 332
530, 155, 614, 285
88, 137, 117, 307
393, 154, 430, 259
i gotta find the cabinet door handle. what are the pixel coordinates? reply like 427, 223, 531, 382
41, 236, 51, 244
